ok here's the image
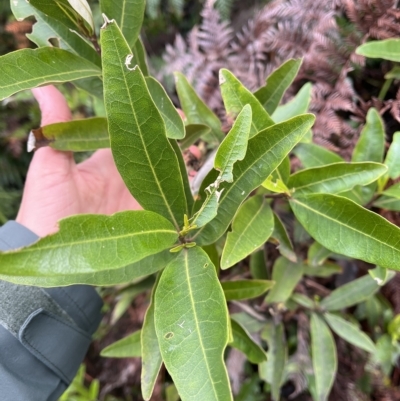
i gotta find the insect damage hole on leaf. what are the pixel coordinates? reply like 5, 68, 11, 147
165, 332, 174, 339
125, 54, 137, 71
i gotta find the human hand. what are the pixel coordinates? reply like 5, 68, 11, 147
16, 86, 141, 237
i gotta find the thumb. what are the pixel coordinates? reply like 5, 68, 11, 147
32, 85, 72, 125
30, 85, 73, 172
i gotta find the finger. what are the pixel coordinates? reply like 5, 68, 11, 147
32, 85, 72, 125
30, 85, 74, 171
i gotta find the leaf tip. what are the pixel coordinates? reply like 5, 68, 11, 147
101, 13, 115, 29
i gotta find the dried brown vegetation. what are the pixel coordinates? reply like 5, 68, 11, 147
163, 0, 400, 158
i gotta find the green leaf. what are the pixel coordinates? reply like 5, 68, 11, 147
310, 313, 337, 401
111, 276, 155, 324
353, 108, 385, 163
101, 20, 188, 230
291, 293, 315, 309
293, 143, 344, 169
221, 196, 274, 269
169, 139, 194, 216
259, 322, 287, 401
146, 76, 185, 140
180, 124, 211, 150
369, 265, 390, 286
324, 313, 376, 353
356, 39, 400, 62
290, 193, 400, 270
100, 0, 145, 48
254, 59, 302, 114
262, 175, 290, 194
141, 276, 163, 401
0, 212, 178, 286
308, 241, 332, 267
221, 280, 275, 301
132, 37, 149, 75
30, 118, 109, 152
250, 251, 268, 280
192, 114, 315, 245
29, 0, 88, 33
270, 213, 297, 262
373, 194, 400, 211
174, 72, 223, 143
265, 257, 304, 304
384, 131, 400, 179
230, 319, 267, 364
214, 104, 252, 182
304, 262, 342, 278
155, 247, 232, 401
101, 330, 141, 358
220, 69, 274, 138
272, 82, 312, 123
0, 48, 101, 100
320, 272, 383, 311
288, 162, 387, 195
67, 0, 94, 31
385, 66, 400, 79
273, 155, 291, 184
11, 0, 100, 67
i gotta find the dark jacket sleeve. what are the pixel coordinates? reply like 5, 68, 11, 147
0, 221, 103, 401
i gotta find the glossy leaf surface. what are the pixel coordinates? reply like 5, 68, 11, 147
384, 131, 400, 179
141, 277, 163, 400
265, 257, 304, 304
254, 59, 301, 114
352, 108, 385, 163
155, 247, 232, 401
324, 313, 376, 353
175, 72, 223, 143
288, 162, 387, 195
230, 319, 267, 364
221, 196, 274, 269
214, 104, 252, 182
100, 0, 145, 47
320, 271, 385, 310
293, 142, 343, 168
271, 213, 297, 262
220, 69, 274, 138
272, 82, 312, 123
290, 194, 400, 270
101, 330, 141, 358
0, 212, 177, 286
221, 280, 275, 301
30, 118, 109, 152
310, 313, 337, 401
356, 39, 400, 62
0, 47, 101, 100
193, 114, 315, 245
102, 20, 187, 229
146, 76, 185, 140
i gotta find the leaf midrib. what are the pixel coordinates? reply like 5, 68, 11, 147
184, 251, 219, 400
4, 228, 176, 254
192, 120, 310, 240
291, 167, 380, 192
292, 196, 400, 254
109, 27, 183, 230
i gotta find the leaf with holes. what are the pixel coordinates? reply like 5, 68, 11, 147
101, 20, 187, 230
155, 247, 232, 401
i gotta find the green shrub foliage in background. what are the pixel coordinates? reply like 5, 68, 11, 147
2, 1, 400, 400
